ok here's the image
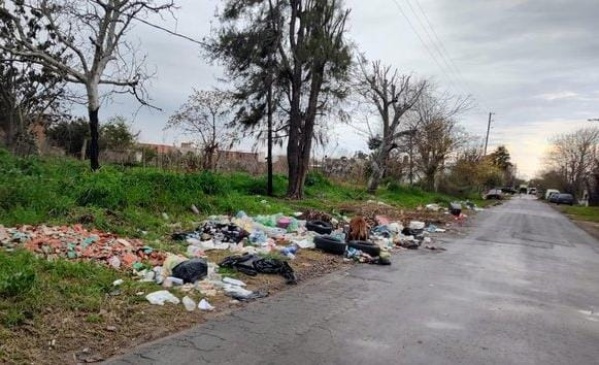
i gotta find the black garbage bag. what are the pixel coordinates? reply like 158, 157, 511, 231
172, 258, 208, 283
219, 254, 297, 284
254, 258, 297, 284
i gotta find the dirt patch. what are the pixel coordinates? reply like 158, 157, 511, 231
571, 220, 599, 241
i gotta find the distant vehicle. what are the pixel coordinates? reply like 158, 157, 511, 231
483, 189, 503, 200
529, 188, 537, 195
545, 189, 560, 200
549, 193, 560, 203
554, 193, 575, 205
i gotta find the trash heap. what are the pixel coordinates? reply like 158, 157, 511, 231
0, 224, 165, 268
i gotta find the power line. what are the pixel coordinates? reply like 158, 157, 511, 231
403, 0, 470, 97
406, 0, 492, 112
388, 0, 466, 98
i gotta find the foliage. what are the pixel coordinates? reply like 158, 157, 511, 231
206, 0, 353, 199
0, 151, 460, 236
0, 0, 177, 170
0, 29, 66, 154
47, 116, 138, 157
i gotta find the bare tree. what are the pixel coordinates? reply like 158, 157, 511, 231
409, 88, 470, 191
547, 127, 599, 198
0, 0, 177, 170
166, 90, 238, 171
355, 56, 426, 193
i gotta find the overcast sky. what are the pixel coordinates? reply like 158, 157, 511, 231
90, 0, 599, 179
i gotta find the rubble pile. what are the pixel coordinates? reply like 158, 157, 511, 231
0, 224, 165, 268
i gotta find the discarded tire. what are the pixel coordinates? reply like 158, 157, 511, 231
306, 220, 333, 235
348, 240, 381, 257
314, 235, 346, 255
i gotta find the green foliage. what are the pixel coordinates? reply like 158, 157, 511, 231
0, 151, 461, 236
47, 116, 138, 157
0, 250, 118, 327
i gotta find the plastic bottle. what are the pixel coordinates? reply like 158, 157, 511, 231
182, 296, 196, 312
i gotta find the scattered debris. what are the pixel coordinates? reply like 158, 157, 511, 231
198, 299, 215, 311
182, 296, 196, 312
0, 225, 166, 268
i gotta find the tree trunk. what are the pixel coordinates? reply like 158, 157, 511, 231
367, 160, 384, 194
87, 84, 101, 171
88, 107, 100, 171
267, 77, 274, 197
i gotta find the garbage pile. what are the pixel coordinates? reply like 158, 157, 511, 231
0, 224, 165, 268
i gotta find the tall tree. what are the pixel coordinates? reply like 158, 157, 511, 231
206, 0, 353, 199
546, 127, 599, 197
0, 0, 176, 170
355, 56, 426, 193
410, 88, 469, 191
166, 90, 238, 171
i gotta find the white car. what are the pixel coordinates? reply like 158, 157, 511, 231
545, 189, 560, 200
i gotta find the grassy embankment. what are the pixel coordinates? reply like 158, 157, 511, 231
559, 205, 599, 223
0, 150, 463, 331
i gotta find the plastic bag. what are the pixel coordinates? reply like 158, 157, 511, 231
172, 258, 208, 283
198, 299, 215, 311
146, 290, 180, 305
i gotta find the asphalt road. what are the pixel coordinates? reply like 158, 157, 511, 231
106, 197, 599, 365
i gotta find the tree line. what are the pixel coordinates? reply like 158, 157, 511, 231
0, 0, 517, 199
536, 127, 599, 205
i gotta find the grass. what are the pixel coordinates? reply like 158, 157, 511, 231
0, 150, 460, 236
0, 150, 464, 328
560, 205, 599, 223
0, 249, 119, 327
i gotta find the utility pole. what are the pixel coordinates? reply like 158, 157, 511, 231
484, 112, 494, 155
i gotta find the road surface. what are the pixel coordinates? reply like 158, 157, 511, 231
106, 197, 599, 365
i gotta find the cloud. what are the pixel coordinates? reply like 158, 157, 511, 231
535, 91, 579, 101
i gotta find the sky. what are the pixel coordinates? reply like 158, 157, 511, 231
88, 0, 599, 179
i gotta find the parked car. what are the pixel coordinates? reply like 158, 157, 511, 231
554, 193, 575, 205
529, 188, 537, 195
544, 189, 560, 200
548, 192, 561, 203
483, 189, 503, 200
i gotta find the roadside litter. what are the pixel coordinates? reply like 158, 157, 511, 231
146, 290, 180, 306
219, 254, 297, 284
0, 224, 166, 268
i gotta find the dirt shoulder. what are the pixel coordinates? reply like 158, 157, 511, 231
552, 204, 599, 241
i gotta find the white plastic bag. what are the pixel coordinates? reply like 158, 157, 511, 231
198, 299, 215, 311
146, 290, 180, 306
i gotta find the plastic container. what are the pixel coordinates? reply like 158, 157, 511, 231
277, 217, 291, 229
